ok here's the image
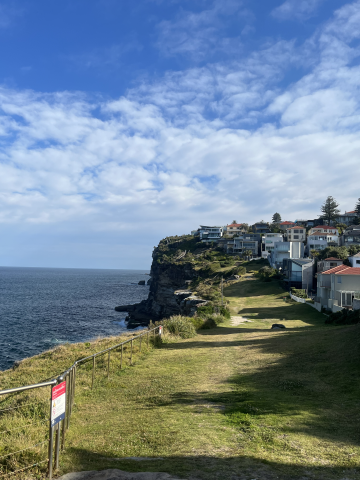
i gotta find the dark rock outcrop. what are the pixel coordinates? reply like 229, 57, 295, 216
115, 247, 207, 327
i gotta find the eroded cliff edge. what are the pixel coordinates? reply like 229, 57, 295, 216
115, 235, 208, 327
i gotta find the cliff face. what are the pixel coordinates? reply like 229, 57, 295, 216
116, 239, 208, 327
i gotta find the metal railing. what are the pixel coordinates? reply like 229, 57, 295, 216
0, 325, 162, 479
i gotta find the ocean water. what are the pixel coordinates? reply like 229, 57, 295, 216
0, 267, 150, 371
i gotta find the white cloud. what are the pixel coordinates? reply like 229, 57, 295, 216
155, 0, 245, 60
271, 0, 325, 21
2, 2, 360, 267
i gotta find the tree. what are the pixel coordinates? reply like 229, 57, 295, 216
320, 196, 340, 225
310, 250, 320, 260
318, 246, 349, 261
355, 198, 360, 216
243, 249, 253, 260
272, 212, 281, 224
335, 223, 347, 235
231, 220, 237, 224
348, 245, 360, 256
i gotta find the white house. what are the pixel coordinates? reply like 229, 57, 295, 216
306, 231, 339, 255
199, 226, 223, 242
349, 252, 360, 267
317, 265, 360, 312
269, 242, 304, 269
308, 225, 339, 236
262, 233, 284, 253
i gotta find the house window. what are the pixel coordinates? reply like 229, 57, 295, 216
294, 229, 299, 233
294, 235, 299, 239
337, 277, 342, 283
356, 260, 360, 265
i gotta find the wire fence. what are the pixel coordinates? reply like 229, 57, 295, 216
0, 325, 162, 479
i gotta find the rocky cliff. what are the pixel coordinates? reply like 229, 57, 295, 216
115, 236, 208, 327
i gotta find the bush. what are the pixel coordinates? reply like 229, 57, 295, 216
161, 316, 197, 338
201, 314, 226, 329
291, 288, 307, 299
197, 305, 231, 319
325, 309, 360, 325
257, 266, 277, 281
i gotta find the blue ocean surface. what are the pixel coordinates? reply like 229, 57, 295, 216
0, 267, 150, 371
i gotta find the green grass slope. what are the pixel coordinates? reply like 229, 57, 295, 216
1, 272, 359, 480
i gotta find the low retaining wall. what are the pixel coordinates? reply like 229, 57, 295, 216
290, 293, 306, 303
290, 293, 318, 309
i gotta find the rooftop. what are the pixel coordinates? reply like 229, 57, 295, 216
312, 225, 337, 230
227, 224, 244, 228
324, 257, 343, 261
322, 265, 350, 275
287, 226, 305, 230
280, 221, 295, 225
322, 265, 360, 275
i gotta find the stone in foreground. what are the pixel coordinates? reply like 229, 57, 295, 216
58, 469, 184, 480
271, 323, 286, 330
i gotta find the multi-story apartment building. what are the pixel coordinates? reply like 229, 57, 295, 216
283, 258, 314, 290
306, 231, 339, 255
269, 242, 304, 269
199, 226, 223, 242
335, 210, 358, 226
226, 234, 261, 257
252, 222, 270, 234
286, 226, 306, 242
340, 225, 360, 247
262, 233, 284, 253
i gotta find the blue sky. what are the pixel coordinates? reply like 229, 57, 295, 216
0, 0, 360, 268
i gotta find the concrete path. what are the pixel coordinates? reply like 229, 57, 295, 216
231, 316, 253, 326
58, 469, 185, 480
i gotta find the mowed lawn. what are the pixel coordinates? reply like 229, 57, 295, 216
57, 276, 360, 480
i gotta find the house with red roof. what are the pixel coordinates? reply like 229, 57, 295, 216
224, 223, 247, 237
279, 221, 295, 231
317, 265, 360, 312
286, 226, 306, 242
306, 229, 339, 256
317, 258, 343, 274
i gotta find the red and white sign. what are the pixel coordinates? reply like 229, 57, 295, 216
51, 381, 66, 427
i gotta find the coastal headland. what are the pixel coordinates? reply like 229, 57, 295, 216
0, 240, 359, 479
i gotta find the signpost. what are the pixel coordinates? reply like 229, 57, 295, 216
51, 381, 66, 427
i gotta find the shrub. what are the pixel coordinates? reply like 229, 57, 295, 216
201, 314, 226, 329
197, 305, 231, 319
325, 309, 360, 325
161, 316, 197, 338
291, 288, 307, 299
257, 266, 277, 281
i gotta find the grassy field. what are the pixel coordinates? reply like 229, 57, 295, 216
1, 273, 359, 480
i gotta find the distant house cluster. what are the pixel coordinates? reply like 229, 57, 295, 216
191, 211, 360, 314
